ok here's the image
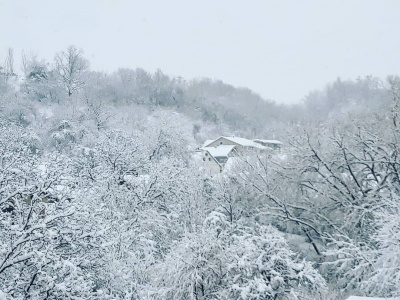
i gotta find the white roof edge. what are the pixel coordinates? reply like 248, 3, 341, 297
202, 136, 282, 151
253, 139, 283, 144
221, 136, 266, 149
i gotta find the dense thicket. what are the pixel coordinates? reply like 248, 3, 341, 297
0, 46, 399, 299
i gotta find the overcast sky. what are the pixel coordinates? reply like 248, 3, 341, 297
1, 0, 400, 104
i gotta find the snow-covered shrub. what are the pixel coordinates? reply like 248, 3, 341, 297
50, 119, 76, 149
152, 212, 326, 300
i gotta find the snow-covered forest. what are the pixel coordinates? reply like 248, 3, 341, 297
0, 46, 400, 300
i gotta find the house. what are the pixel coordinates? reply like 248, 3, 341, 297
198, 136, 282, 174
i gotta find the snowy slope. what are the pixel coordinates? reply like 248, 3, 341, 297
346, 296, 399, 300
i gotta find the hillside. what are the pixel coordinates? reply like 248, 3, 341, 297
0, 47, 400, 299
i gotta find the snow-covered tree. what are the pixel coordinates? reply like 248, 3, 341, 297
0, 122, 104, 299
54, 46, 89, 97
153, 211, 326, 300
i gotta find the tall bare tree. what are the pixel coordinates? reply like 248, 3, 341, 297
1, 48, 15, 84
54, 45, 89, 97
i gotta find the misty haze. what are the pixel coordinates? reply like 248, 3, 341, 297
1, 1, 400, 300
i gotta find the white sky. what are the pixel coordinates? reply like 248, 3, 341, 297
1, 0, 400, 104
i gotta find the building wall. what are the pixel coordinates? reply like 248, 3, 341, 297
202, 153, 222, 174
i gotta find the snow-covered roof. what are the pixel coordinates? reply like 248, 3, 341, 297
253, 139, 283, 145
201, 145, 236, 157
219, 137, 266, 149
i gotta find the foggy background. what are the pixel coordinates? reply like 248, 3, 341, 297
2, 0, 400, 104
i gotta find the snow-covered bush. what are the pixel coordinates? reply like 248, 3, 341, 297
152, 212, 326, 300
